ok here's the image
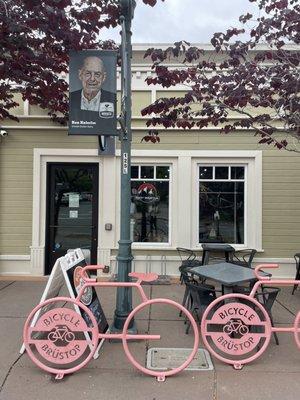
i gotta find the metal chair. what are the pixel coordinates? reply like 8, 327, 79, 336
176, 247, 201, 284
184, 280, 221, 334
230, 249, 257, 268
178, 267, 198, 317
233, 285, 281, 345
292, 253, 300, 294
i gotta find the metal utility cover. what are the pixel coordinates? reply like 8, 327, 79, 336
147, 348, 214, 371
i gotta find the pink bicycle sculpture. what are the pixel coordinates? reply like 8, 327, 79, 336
201, 264, 300, 369
23, 266, 199, 382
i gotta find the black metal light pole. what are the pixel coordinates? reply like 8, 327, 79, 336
111, 0, 136, 332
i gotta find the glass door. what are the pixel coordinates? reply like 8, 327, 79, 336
45, 163, 99, 274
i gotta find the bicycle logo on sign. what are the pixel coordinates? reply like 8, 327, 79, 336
48, 325, 75, 345
201, 264, 300, 370
223, 319, 249, 337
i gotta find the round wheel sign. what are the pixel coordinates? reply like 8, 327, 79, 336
201, 294, 272, 368
34, 308, 90, 365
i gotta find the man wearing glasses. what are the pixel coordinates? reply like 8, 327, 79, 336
71, 56, 115, 118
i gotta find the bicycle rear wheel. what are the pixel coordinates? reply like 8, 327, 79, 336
201, 293, 271, 369
122, 298, 199, 381
23, 297, 98, 378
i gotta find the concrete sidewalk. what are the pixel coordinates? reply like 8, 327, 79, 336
0, 279, 299, 400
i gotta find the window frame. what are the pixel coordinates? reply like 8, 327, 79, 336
191, 153, 262, 251
198, 164, 248, 246
130, 162, 173, 248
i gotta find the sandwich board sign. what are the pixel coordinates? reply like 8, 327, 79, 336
20, 249, 108, 358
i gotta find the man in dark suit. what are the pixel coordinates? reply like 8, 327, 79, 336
69, 56, 116, 135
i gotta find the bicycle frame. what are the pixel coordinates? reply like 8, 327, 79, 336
76, 266, 158, 342
23, 265, 199, 382
249, 264, 300, 341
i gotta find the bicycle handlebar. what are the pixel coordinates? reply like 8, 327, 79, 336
80, 265, 106, 283
254, 263, 279, 280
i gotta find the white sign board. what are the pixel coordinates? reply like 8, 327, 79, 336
21, 249, 107, 359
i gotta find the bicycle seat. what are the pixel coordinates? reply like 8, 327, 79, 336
129, 272, 158, 282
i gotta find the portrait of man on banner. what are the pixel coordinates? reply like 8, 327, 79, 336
69, 50, 118, 136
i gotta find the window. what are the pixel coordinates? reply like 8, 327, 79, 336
131, 165, 170, 243
199, 165, 246, 244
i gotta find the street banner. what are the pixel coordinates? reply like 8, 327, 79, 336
69, 50, 118, 136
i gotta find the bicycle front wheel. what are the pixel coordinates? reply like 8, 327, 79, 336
122, 298, 199, 381
23, 297, 99, 378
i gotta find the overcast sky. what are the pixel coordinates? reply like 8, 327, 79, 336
101, 0, 261, 44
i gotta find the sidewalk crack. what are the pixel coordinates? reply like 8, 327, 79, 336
0, 353, 23, 393
212, 369, 217, 400
276, 299, 296, 317
0, 282, 15, 292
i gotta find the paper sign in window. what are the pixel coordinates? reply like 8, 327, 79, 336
69, 194, 80, 208
70, 210, 78, 219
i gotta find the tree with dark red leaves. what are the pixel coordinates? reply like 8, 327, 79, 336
142, 0, 300, 152
0, 0, 163, 125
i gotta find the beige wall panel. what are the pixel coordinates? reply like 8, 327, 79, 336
264, 183, 300, 191
0, 226, 31, 234
117, 91, 152, 116
264, 163, 300, 171
132, 119, 152, 128
156, 91, 187, 99
264, 222, 300, 229
263, 210, 300, 218
263, 176, 300, 183
263, 190, 300, 197
29, 104, 50, 116
132, 92, 152, 116
11, 93, 24, 115
4, 117, 54, 127
1, 215, 32, 223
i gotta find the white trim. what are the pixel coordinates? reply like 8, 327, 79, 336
0, 255, 30, 261
124, 150, 262, 158
31, 148, 105, 275
131, 43, 298, 51
190, 152, 262, 250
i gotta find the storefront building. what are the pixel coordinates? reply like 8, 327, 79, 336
0, 44, 299, 278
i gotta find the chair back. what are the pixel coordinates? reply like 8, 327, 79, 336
185, 281, 217, 308
231, 249, 257, 268
255, 286, 281, 316
177, 247, 201, 268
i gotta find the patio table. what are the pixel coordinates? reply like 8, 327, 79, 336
189, 262, 270, 294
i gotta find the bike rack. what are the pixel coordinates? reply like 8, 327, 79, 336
23, 266, 199, 381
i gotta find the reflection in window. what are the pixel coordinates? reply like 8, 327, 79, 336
199, 166, 245, 244
131, 165, 170, 243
